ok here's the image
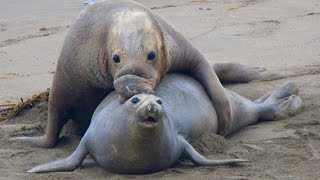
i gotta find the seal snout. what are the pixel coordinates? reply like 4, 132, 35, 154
142, 103, 161, 124
139, 102, 163, 128
146, 103, 159, 114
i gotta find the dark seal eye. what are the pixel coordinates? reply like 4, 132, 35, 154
156, 99, 162, 105
112, 54, 120, 64
131, 97, 140, 104
147, 51, 157, 61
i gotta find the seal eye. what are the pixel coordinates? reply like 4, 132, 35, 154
147, 51, 157, 61
112, 54, 120, 64
131, 97, 140, 104
156, 99, 162, 105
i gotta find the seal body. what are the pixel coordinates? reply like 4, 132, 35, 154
83, 74, 221, 173
12, 0, 239, 148
13, 0, 290, 148
88, 75, 220, 173
27, 74, 244, 173
27, 74, 301, 173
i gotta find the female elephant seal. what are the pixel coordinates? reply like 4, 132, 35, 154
28, 74, 301, 173
13, 0, 269, 147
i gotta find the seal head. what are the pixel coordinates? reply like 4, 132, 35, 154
133, 95, 163, 129
109, 10, 167, 101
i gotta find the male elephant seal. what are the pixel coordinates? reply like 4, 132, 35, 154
28, 74, 302, 173
13, 0, 269, 147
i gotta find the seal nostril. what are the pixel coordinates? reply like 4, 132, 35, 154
131, 97, 140, 104
156, 99, 162, 105
147, 104, 157, 113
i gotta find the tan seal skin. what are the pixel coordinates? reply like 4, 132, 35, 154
12, 0, 268, 147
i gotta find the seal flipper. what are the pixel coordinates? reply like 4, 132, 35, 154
179, 137, 247, 166
212, 63, 268, 83
28, 141, 88, 173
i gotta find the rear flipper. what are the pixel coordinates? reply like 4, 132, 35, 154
255, 82, 303, 121
28, 141, 88, 173
180, 137, 247, 166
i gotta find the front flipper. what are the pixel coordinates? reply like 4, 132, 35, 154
28, 141, 88, 173
180, 137, 247, 166
10, 135, 57, 148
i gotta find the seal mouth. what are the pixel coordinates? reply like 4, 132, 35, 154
115, 74, 151, 81
138, 116, 159, 128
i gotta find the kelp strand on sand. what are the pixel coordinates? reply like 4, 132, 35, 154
0, 89, 49, 121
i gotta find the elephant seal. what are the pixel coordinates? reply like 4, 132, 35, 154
12, 0, 270, 147
27, 74, 302, 173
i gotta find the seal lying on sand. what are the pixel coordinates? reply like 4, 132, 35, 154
13, 0, 269, 147
28, 74, 302, 174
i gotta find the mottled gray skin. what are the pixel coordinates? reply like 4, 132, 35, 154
28, 74, 302, 174
12, 0, 269, 148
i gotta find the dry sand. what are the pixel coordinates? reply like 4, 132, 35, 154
0, 0, 319, 179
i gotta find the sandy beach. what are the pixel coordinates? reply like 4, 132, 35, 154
0, 0, 319, 179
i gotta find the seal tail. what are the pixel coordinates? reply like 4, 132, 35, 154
180, 137, 247, 166
28, 141, 88, 173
